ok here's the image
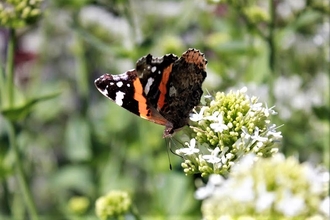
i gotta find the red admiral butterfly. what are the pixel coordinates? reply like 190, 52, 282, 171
94, 48, 207, 137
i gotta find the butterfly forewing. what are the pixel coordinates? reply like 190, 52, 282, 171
94, 70, 170, 127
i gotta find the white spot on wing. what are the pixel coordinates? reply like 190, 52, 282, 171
112, 71, 131, 81
151, 66, 157, 73
152, 57, 164, 63
110, 82, 114, 85
112, 75, 120, 81
120, 74, 129, 80
116, 81, 123, 87
127, 84, 130, 87
144, 77, 154, 95
115, 91, 125, 106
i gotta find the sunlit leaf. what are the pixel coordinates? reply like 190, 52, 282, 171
1, 92, 60, 121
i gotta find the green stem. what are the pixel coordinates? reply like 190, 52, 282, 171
1, 181, 11, 215
7, 121, 39, 220
5, 28, 39, 220
6, 28, 15, 107
130, 204, 142, 220
72, 13, 89, 113
0, 66, 5, 107
268, 0, 276, 73
267, 0, 277, 105
228, 0, 267, 40
74, 32, 89, 112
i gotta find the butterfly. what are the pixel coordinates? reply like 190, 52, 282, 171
94, 48, 207, 137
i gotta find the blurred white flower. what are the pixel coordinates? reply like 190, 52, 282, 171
277, 0, 305, 19
288, 0, 305, 11
319, 197, 330, 217
276, 190, 305, 217
195, 174, 224, 200
274, 73, 329, 120
197, 154, 329, 219
314, 22, 329, 46
303, 164, 328, 194
231, 177, 254, 202
79, 6, 133, 48
255, 183, 275, 212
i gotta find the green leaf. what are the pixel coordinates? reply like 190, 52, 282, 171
0, 148, 14, 181
154, 173, 198, 216
1, 92, 60, 121
51, 165, 94, 195
54, 0, 92, 9
294, 11, 322, 30
64, 116, 92, 162
213, 40, 251, 55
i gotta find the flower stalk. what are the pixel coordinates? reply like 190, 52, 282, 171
6, 121, 39, 220
1, 1, 45, 217
6, 28, 15, 107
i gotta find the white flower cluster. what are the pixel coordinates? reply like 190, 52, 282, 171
195, 154, 330, 219
176, 87, 282, 176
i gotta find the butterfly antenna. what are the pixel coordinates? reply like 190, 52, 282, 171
169, 136, 184, 159
165, 138, 173, 170
206, 88, 211, 96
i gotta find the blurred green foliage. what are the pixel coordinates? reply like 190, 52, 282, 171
0, 0, 329, 219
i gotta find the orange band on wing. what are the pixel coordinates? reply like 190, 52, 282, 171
133, 77, 168, 126
157, 64, 172, 110
133, 78, 149, 117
